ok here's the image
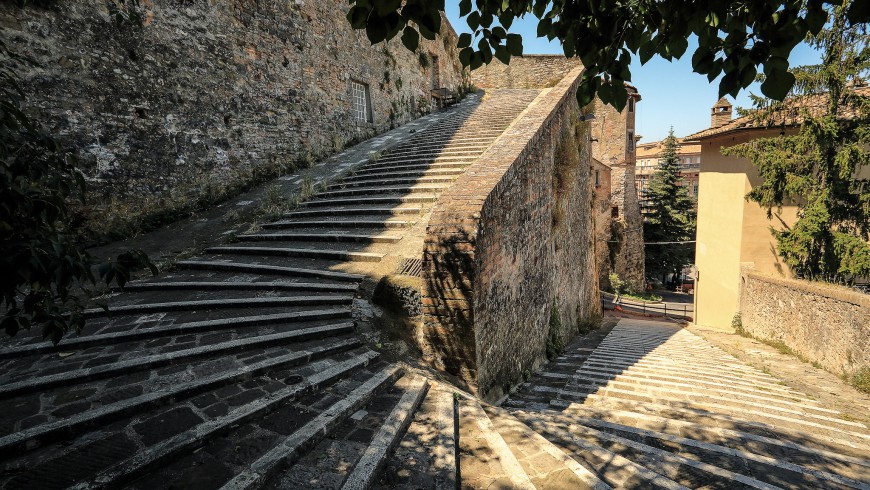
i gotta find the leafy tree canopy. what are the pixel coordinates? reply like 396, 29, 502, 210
346, 0, 870, 111
642, 129, 697, 283
723, 1, 870, 283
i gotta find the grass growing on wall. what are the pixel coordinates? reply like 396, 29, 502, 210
546, 300, 564, 360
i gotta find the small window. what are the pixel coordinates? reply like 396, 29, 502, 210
594, 170, 600, 187
351, 80, 372, 123
611, 206, 619, 219
628, 98, 635, 112
694, 184, 699, 197
627, 130, 634, 152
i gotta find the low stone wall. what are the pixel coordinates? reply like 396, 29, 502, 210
469, 55, 579, 89
739, 271, 870, 378
422, 67, 600, 401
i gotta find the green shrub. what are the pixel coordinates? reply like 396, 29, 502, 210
850, 366, 870, 394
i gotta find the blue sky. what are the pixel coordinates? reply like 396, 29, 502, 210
443, 6, 823, 142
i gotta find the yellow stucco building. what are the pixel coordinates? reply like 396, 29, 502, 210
686, 99, 800, 330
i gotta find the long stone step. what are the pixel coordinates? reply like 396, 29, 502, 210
330, 176, 456, 187
482, 405, 610, 489
0, 311, 354, 359
552, 383, 864, 434
376, 383, 457, 490
553, 391, 870, 449
176, 260, 364, 282
261, 219, 416, 230
121, 280, 358, 293
237, 233, 403, 244
514, 411, 688, 489
314, 184, 447, 197
69, 352, 383, 490
566, 369, 837, 415
283, 206, 425, 217
457, 396, 536, 489
83, 295, 352, 317
299, 195, 437, 206
0, 326, 357, 399
0, 338, 362, 459
206, 246, 385, 263
219, 364, 404, 489
349, 168, 466, 180
561, 404, 870, 484
525, 411, 790, 490
340, 375, 429, 489
560, 397, 870, 460
352, 162, 470, 175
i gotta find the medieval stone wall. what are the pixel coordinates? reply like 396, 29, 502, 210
469, 55, 579, 89
739, 271, 870, 379
422, 67, 600, 401
592, 160, 613, 287
591, 92, 645, 291
0, 1, 461, 235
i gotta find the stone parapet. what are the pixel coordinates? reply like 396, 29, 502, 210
739, 270, 870, 378
422, 67, 600, 401
469, 55, 580, 89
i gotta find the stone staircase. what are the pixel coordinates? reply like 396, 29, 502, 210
2, 86, 868, 489
452, 318, 870, 489
0, 89, 542, 489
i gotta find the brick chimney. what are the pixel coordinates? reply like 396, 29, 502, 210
711, 97, 732, 128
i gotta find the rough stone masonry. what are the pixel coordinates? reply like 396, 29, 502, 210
0, 0, 463, 235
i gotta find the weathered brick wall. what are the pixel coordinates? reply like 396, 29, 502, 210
591, 91, 645, 290
739, 271, 870, 378
422, 67, 600, 401
469, 55, 579, 89
0, 1, 461, 234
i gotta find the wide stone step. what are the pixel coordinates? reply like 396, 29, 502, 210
261, 219, 416, 230
514, 411, 687, 489
561, 397, 870, 461
376, 383, 457, 490
554, 391, 870, 450
218, 364, 404, 489
0, 311, 354, 359
567, 370, 836, 415
352, 162, 469, 175
331, 176, 456, 188
526, 411, 795, 490
332, 375, 428, 489
348, 168, 466, 180
562, 404, 870, 484
121, 280, 357, 293
237, 232, 403, 244
283, 206, 425, 217
483, 405, 609, 489
176, 259, 364, 282
299, 195, 437, 207
457, 396, 536, 489
84, 295, 352, 317
66, 352, 384, 490
314, 184, 447, 198
0, 338, 362, 460
206, 246, 385, 263
0, 326, 357, 400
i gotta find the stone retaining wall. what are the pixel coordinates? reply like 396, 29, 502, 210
739, 271, 870, 378
469, 55, 579, 89
422, 67, 600, 401
1, 1, 461, 236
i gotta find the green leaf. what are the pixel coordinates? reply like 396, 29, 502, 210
639, 40, 656, 65
494, 44, 511, 64
760, 68, 795, 101
506, 33, 523, 56
459, 0, 472, 17
492, 26, 506, 40
347, 5, 371, 29
459, 47, 473, 67
401, 26, 419, 52
499, 11, 513, 30
470, 51, 484, 70
467, 11, 480, 30
458, 32, 473, 49
375, 0, 401, 16
537, 18, 552, 38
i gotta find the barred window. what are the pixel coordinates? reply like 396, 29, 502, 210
351, 80, 372, 123
627, 130, 634, 152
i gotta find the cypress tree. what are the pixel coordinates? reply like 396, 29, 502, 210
642, 129, 697, 285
